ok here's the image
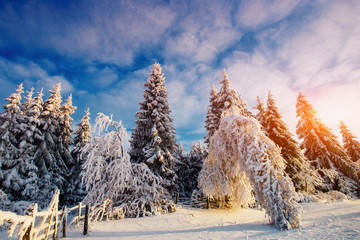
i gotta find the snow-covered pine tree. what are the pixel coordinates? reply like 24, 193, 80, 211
204, 85, 219, 148
21, 87, 34, 114
32, 83, 74, 206
0, 83, 24, 163
296, 92, 360, 196
176, 142, 206, 198
199, 106, 301, 229
340, 121, 360, 165
72, 108, 91, 165
16, 89, 44, 201
0, 83, 26, 201
59, 94, 76, 149
254, 96, 266, 128
82, 113, 174, 218
129, 63, 178, 195
63, 108, 91, 206
262, 92, 320, 192
204, 70, 253, 149
217, 70, 253, 118
26, 89, 44, 119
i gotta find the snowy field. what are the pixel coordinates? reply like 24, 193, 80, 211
60, 199, 360, 240
1, 199, 359, 240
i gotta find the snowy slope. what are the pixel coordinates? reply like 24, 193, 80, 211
63, 199, 360, 240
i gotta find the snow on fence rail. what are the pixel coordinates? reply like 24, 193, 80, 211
0, 190, 90, 240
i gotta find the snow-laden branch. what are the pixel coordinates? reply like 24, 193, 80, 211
81, 113, 174, 219
199, 106, 301, 229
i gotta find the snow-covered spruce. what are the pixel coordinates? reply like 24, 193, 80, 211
340, 121, 360, 165
199, 106, 301, 230
129, 63, 178, 196
254, 96, 266, 129
296, 92, 360, 196
204, 70, 252, 149
204, 85, 220, 148
0, 84, 41, 203
259, 92, 321, 193
64, 108, 92, 206
82, 113, 174, 219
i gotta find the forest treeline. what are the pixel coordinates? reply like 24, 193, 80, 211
1, 63, 360, 229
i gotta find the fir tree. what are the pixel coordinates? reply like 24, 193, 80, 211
0, 83, 24, 162
27, 89, 44, 119
33, 83, 74, 206
18, 89, 44, 201
254, 96, 266, 128
0, 83, 25, 201
204, 85, 219, 147
21, 87, 34, 114
340, 121, 360, 164
60, 94, 77, 149
72, 108, 92, 165
129, 63, 178, 195
262, 92, 320, 192
217, 70, 253, 119
296, 92, 359, 195
204, 70, 252, 148
64, 108, 91, 206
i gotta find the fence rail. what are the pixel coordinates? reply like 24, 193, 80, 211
1, 191, 210, 239
0, 190, 90, 240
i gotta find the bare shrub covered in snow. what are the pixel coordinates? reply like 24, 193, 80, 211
82, 113, 174, 220
199, 106, 301, 229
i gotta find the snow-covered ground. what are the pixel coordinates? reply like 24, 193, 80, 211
63, 199, 360, 240
1, 199, 359, 239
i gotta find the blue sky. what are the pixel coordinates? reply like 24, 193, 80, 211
0, 0, 359, 150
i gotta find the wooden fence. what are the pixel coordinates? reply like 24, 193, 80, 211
0, 190, 90, 240
1, 191, 210, 239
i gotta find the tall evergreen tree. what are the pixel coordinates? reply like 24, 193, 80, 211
340, 121, 360, 164
72, 108, 92, 164
0, 83, 25, 201
60, 94, 76, 149
33, 83, 74, 206
217, 70, 253, 118
64, 109, 91, 206
129, 63, 178, 195
204, 85, 219, 148
21, 87, 34, 114
262, 91, 320, 192
17, 89, 44, 201
254, 96, 266, 128
296, 92, 359, 195
0, 83, 24, 162
204, 70, 252, 148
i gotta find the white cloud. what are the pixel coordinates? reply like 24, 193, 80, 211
85, 66, 119, 88
236, 0, 301, 29
0, 58, 74, 96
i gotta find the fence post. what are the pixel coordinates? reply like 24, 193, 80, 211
175, 192, 179, 204
206, 197, 210, 209
53, 192, 59, 240
62, 206, 67, 238
83, 204, 89, 235
23, 203, 37, 240
77, 202, 82, 227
